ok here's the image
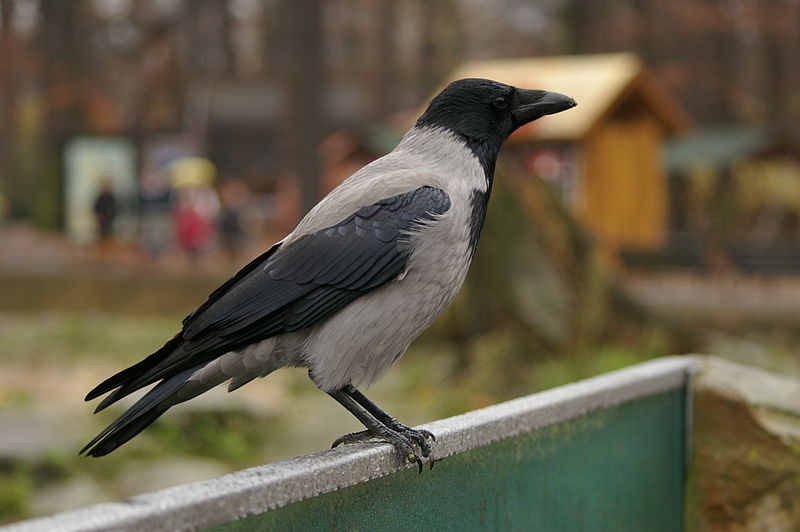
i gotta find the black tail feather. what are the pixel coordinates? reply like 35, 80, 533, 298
81, 366, 198, 457
83, 408, 166, 457
85, 333, 183, 407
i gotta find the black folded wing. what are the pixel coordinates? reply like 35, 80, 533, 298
86, 186, 451, 408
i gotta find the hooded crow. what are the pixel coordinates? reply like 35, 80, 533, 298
82, 78, 576, 470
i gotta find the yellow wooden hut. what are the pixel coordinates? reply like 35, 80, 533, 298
440, 53, 691, 253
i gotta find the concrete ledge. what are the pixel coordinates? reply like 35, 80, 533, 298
3, 356, 696, 532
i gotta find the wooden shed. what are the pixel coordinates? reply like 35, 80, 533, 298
440, 53, 691, 254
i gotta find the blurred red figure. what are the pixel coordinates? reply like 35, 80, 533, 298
174, 187, 218, 260
167, 157, 219, 260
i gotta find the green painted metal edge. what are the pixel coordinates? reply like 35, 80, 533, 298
2, 356, 695, 532
210, 389, 686, 532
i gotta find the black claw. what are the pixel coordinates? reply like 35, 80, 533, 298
405, 452, 421, 472
391, 426, 434, 458
331, 430, 374, 448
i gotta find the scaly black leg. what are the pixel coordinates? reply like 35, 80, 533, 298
328, 389, 424, 472
343, 386, 435, 459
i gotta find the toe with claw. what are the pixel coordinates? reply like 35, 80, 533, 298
330, 427, 434, 473
331, 430, 376, 448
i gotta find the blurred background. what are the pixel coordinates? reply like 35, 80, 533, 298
1, 0, 800, 523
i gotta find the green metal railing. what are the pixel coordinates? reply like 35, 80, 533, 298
4, 357, 694, 532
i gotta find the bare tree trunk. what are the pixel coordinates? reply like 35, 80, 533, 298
31, 1, 87, 226
0, 0, 13, 133
418, 0, 436, 95
287, 0, 324, 216
219, 0, 236, 76
38, 1, 87, 138
0, 0, 15, 215
373, 0, 396, 119
763, 1, 797, 126
729, 0, 764, 123
561, 0, 595, 53
263, 0, 291, 76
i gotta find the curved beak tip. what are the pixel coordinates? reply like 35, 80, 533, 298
547, 92, 577, 112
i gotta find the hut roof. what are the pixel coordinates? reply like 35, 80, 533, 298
666, 127, 768, 174
440, 53, 690, 142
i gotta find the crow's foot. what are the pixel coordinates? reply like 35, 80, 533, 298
339, 386, 435, 457
332, 426, 434, 458
327, 388, 435, 472
331, 426, 433, 473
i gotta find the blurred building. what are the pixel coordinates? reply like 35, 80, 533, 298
2, 0, 799, 239
651, 126, 800, 273
0, 0, 462, 228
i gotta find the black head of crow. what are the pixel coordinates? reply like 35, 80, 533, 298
417, 78, 575, 173
419, 78, 574, 140
82, 78, 576, 471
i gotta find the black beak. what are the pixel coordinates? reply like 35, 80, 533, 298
511, 89, 577, 126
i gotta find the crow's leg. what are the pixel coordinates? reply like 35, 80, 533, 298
343, 386, 435, 458
327, 389, 424, 472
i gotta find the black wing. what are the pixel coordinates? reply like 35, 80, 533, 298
86, 186, 450, 409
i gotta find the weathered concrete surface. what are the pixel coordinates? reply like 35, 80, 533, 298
686, 356, 800, 532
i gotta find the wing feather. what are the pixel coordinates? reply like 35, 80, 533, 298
87, 186, 451, 409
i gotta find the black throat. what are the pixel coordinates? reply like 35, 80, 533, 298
460, 134, 502, 190
415, 105, 506, 255
459, 135, 501, 256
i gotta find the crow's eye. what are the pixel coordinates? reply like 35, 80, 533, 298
493, 97, 508, 109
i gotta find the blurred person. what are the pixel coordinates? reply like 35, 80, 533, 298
174, 185, 219, 261
93, 177, 118, 242
138, 164, 173, 261
167, 156, 220, 262
217, 179, 250, 261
